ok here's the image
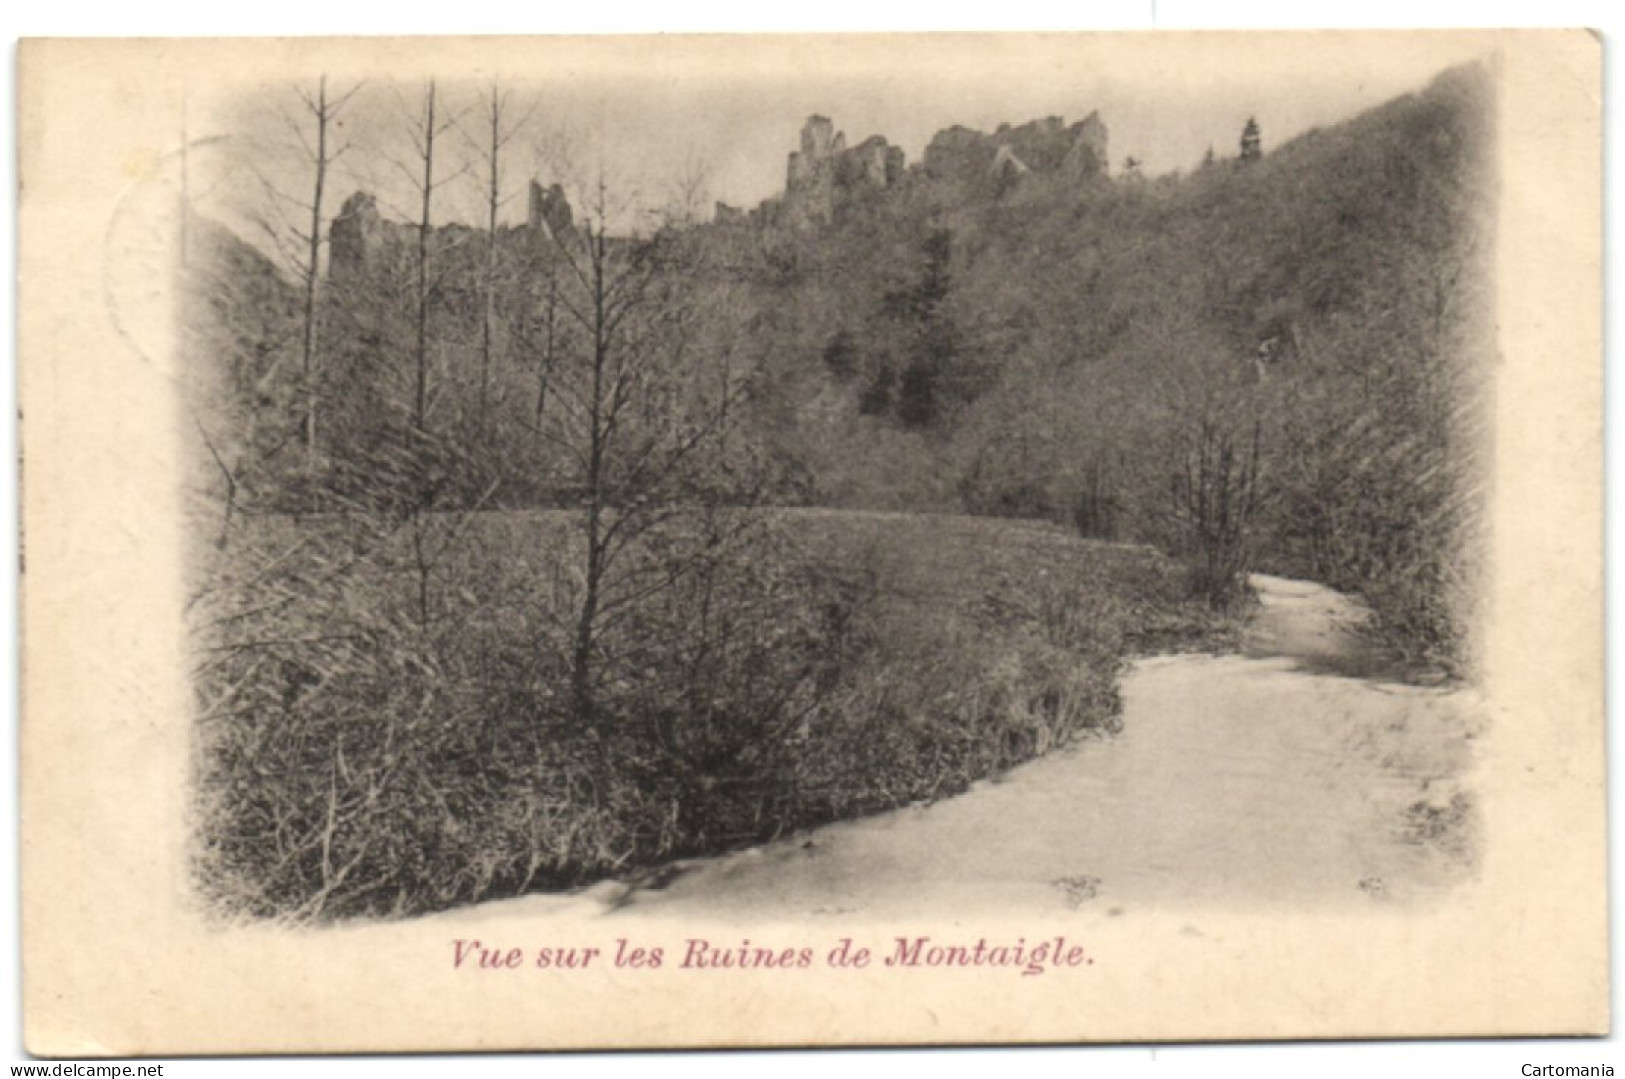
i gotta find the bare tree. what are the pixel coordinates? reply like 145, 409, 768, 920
297, 78, 361, 460
532, 268, 562, 424
386, 79, 469, 431
455, 80, 537, 436
531, 172, 753, 739
668, 149, 714, 227
246, 76, 361, 464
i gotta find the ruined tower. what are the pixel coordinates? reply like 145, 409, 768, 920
527, 180, 574, 242
783, 115, 904, 228
328, 191, 385, 285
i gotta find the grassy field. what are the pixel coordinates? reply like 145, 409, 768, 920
191, 506, 1238, 921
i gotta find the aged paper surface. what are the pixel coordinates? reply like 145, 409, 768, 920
18, 31, 1604, 1055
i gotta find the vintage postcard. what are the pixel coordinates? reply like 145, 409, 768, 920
17, 31, 1604, 1054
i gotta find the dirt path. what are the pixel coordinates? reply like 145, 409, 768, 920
452, 575, 1480, 923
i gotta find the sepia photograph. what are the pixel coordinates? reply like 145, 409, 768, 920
179, 43, 1492, 925
15, 27, 1606, 1058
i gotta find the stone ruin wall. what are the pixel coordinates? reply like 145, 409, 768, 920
923, 112, 1110, 186
779, 115, 906, 228
327, 109, 1114, 263
718, 109, 1111, 229
329, 180, 576, 287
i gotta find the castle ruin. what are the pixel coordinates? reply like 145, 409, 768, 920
326, 108, 1117, 270
729, 110, 1111, 229
922, 112, 1110, 187
329, 179, 578, 288
781, 115, 906, 228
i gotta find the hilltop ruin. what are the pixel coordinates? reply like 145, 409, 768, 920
329, 179, 577, 288
720, 111, 1112, 229
328, 108, 1117, 273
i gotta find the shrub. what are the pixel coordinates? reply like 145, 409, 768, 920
191, 510, 1232, 921
1168, 417, 1264, 610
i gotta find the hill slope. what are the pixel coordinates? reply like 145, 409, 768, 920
724, 63, 1493, 673
184, 63, 1494, 674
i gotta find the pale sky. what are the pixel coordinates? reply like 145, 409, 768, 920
199, 34, 1496, 244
